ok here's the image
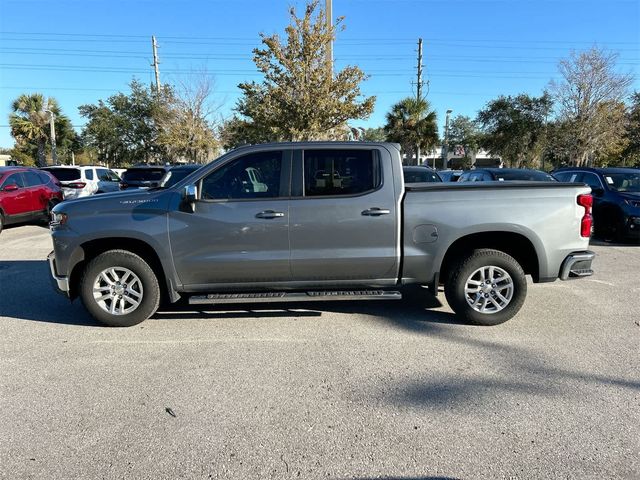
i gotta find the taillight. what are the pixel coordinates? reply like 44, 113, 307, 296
67, 182, 86, 189
577, 194, 593, 238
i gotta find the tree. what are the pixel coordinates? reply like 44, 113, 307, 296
549, 47, 634, 166
8, 94, 73, 167
156, 75, 221, 162
361, 126, 386, 142
476, 93, 552, 168
622, 92, 640, 166
230, 0, 375, 144
80, 80, 167, 166
446, 115, 481, 159
383, 97, 438, 165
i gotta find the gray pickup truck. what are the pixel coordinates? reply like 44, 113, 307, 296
48, 142, 595, 327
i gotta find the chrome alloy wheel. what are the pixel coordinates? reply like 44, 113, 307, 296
92, 267, 144, 316
464, 265, 514, 314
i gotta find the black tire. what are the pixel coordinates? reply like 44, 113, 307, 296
41, 200, 59, 225
0, 212, 4, 234
444, 249, 527, 326
80, 249, 160, 327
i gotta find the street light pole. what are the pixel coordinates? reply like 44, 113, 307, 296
45, 109, 58, 166
443, 109, 452, 170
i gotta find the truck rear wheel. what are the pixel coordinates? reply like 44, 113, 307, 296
80, 250, 160, 327
444, 249, 527, 326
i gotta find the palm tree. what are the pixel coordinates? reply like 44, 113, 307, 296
384, 97, 439, 165
9, 94, 60, 167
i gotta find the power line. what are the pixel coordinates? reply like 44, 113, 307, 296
2, 31, 638, 45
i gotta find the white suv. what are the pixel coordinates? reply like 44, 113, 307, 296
42, 166, 121, 200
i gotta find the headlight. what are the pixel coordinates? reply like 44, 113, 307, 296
624, 199, 640, 208
50, 212, 68, 226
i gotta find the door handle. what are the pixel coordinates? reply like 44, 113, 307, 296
362, 207, 391, 216
256, 210, 285, 219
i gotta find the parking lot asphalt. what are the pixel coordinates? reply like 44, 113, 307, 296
0, 224, 638, 479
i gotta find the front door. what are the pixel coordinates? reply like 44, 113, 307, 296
169, 149, 291, 288
289, 148, 399, 284
1, 173, 31, 217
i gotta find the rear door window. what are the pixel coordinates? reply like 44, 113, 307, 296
85, 169, 94, 180
578, 172, 602, 190
22, 171, 43, 187
302, 149, 380, 197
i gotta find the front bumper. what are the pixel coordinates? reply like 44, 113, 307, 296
48, 251, 70, 296
559, 251, 595, 280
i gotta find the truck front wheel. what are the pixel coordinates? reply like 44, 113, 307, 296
80, 250, 161, 327
444, 249, 527, 326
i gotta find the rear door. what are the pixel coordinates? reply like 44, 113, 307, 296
289, 147, 398, 284
21, 170, 48, 214
169, 149, 292, 287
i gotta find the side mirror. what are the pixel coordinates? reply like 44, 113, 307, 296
592, 187, 604, 197
184, 184, 197, 203
3, 184, 19, 192
183, 184, 197, 213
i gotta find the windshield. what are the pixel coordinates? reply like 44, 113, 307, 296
604, 172, 640, 192
160, 168, 200, 188
122, 169, 166, 182
494, 171, 556, 182
404, 169, 442, 183
43, 168, 81, 181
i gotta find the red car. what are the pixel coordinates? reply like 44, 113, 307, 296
0, 167, 63, 233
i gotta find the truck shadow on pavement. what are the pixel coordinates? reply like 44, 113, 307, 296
0, 260, 459, 328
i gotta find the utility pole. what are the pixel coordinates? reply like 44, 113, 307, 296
416, 38, 423, 100
45, 108, 58, 166
325, 0, 333, 77
415, 38, 423, 165
151, 35, 161, 94
443, 109, 452, 170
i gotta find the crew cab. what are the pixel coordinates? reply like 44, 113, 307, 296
48, 142, 595, 327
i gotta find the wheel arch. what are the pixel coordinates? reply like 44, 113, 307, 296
439, 231, 541, 284
69, 237, 179, 303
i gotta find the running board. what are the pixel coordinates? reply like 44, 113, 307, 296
188, 290, 402, 305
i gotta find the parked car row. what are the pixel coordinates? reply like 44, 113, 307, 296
404, 164, 640, 242
0, 164, 205, 234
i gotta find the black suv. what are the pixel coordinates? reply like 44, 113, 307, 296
553, 167, 640, 241
120, 165, 170, 190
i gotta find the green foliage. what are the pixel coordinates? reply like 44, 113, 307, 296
446, 115, 481, 158
383, 97, 438, 165
226, 0, 375, 147
361, 127, 386, 142
476, 93, 552, 168
8, 93, 77, 167
622, 92, 640, 166
79, 80, 167, 166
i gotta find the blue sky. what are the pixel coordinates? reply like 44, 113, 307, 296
1, 0, 639, 148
